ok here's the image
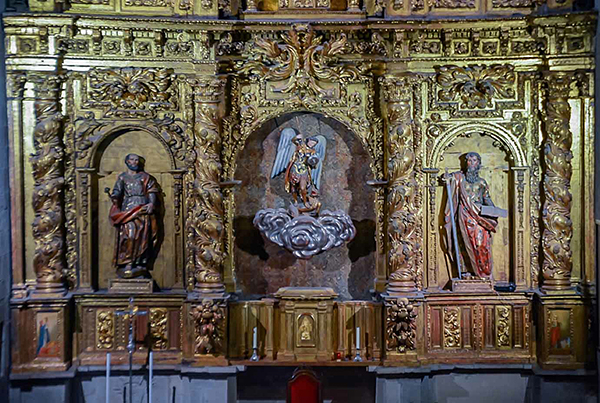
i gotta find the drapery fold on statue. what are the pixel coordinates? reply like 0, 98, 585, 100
110, 172, 159, 267
444, 171, 497, 278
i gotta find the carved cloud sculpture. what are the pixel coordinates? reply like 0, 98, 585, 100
254, 208, 356, 259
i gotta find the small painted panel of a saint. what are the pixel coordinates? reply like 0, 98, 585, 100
107, 153, 159, 279
444, 152, 507, 279
36, 312, 60, 358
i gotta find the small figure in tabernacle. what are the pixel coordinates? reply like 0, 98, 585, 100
271, 128, 326, 214
108, 154, 159, 279
444, 152, 506, 279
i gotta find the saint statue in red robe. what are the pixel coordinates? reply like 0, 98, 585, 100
444, 152, 498, 278
109, 153, 159, 279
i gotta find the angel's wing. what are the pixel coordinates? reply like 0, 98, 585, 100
310, 135, 327, 190
270, 128, 297, 179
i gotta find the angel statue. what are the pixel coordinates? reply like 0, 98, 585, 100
270, 128, 326, 214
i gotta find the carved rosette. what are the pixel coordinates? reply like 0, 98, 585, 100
190, 78, 226, 296
190, 299, 226, 354
541, 72, 574, 292
386, 298, 417, 353
382, 76, 422, 294
29, 73, 67, 296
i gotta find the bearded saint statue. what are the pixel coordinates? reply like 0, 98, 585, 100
444, 152, 498, 278
109, 153, 159, 279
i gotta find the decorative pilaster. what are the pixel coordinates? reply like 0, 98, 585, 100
540, 72, 574, 292
382, 76, 422, 295
190, 77, 226, 297
29, 72, 67, 298
6, 72, 27, 298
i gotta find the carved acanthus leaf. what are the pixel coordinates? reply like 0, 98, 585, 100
237, 26, 364, 99
436, 64, 516, 109
86, 67, 177, 117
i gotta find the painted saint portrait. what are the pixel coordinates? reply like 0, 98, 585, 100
36, 312, 60, 358
549, 310, 571, 355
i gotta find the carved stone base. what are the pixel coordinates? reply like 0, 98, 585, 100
451, 278, 493, 293
108, 278, 153, 294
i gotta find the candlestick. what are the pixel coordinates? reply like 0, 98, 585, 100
250, 326, 259, 361
353, 327, 363, 362
105, 352, 111, 403
149, 351, 153, 403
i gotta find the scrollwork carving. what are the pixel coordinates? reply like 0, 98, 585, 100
150, 308, 168, 350
443, 307, 461, 348
237, 25, 364, 101
496, 306, 511, 347
386, 298, 417, 353
96, 310, 115, 349
541, 72, 574, 291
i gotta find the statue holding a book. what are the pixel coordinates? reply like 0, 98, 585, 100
444, 152, 507, 280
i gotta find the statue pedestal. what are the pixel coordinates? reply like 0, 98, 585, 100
451, 278, 493, 293
108, 278, 153, 294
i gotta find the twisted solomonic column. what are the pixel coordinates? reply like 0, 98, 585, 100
29, 72, 67, 298
190, 77, 227, 297
382, 76, 422, 295
541, 72, 575, 292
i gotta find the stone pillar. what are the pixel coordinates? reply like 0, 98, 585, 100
191, 77, 227, 297
28, 72, 66, 298
381, 76, 421, 295
541, 72, 575, 292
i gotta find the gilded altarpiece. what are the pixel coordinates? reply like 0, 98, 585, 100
4, 0, 596, 373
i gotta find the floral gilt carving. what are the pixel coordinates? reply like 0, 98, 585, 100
436, 64, 516, 109
190, 299, 225, 354
86, 67, 177, 117
237, 25, 363, 100
386, 298, 417, 353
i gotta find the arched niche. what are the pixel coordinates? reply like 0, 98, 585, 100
429, 128, 530, 290
233, 112, 375, 299
91, 128, 182, 290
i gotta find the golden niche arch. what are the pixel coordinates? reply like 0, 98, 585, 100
426, 123, 531, 291
81, 125, 186, 291
230, 111, 377, 299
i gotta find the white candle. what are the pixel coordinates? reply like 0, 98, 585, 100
149, 351, 153, 403
252, 327, 258, 349
105, 352, 110, 403
356, 327, 360, 350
